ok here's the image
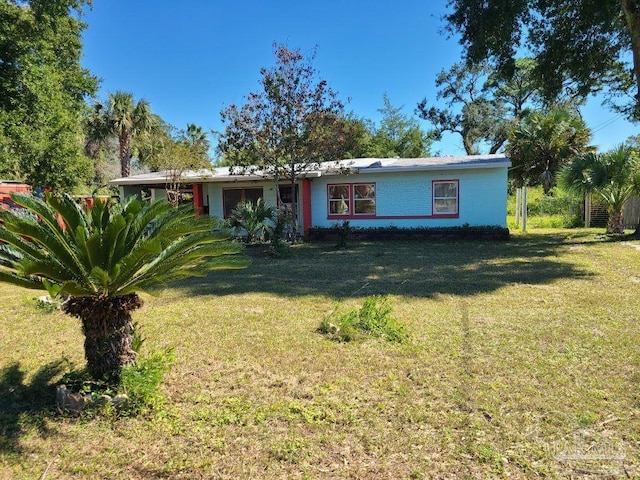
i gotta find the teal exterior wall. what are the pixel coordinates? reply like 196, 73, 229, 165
201, 166, 508, 228
309, 167, 508, 228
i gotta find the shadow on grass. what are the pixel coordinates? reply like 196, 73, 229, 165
176, 233, 593, 299
0, 361, 66, 454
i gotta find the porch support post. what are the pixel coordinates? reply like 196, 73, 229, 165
193, 183, 204, 217
302, 178, 312, 236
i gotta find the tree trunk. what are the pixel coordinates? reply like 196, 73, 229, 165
63, 294, 143, 381
621, 0, 640, 238
621, 0, 640, 109
606, 209, 625, 234
119, 132, 132, 178
462, 134, 475, 156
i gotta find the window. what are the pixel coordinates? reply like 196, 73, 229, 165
328, 184, 350, 215
223, 187, 263, 218
354, 184, 376, 214
328, 183, 375, 217
432, 180, 458, 215
278, 184, 298, 205
278, 184, 299, 214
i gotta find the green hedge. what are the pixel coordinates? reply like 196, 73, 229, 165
307, 225, 510, 241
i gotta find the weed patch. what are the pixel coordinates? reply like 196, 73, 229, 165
319, 295, 409, 343
59, 347, 175, 417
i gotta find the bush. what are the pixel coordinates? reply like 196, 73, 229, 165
308, 225, 510, 241
268, 211, 292, 257
228, 198, 276, 243
319, 296, 409, 343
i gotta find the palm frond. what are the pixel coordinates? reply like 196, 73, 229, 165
0, 228, 48, 263
1, 210, 87, 283
9, 193, 89, 278
116, 232, 242, 293
46, 194, 89, 242
0, 269, 44, 290
0, 194, 247, 298
562, 145, 640, 231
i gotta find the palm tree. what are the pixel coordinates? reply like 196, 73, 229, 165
228, 198, 276, 243
183, 123, 210, 160
507, 107, 592, 192
0, 194, 247, 381
560, 145, 640, 234
87, 91, 159, 177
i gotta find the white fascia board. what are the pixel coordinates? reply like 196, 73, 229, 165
109, 177, 167, 186
353, 161, 511, 174
203, 174, 269, 183
111, 172, 323, 186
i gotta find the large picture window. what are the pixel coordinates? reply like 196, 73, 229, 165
432, 180, 458, 215
223, 187, 263, 218
328, 183, 375, 217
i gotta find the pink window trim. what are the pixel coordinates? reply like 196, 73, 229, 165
432, 179, 459, 217
326, 180, 461, 220
327, 182, 376, 219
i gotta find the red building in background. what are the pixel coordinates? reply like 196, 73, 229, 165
0, 180, 31, 209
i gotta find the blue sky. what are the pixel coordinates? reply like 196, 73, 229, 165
80, 1, 637, 158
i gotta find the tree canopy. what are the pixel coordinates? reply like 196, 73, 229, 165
507, 107, 592, 191
366, 94, 432, 158
560, 145, 640, 233
445, 0, 640, 119
86, 91, 161, 178
139, 123, 212, 207
0, 0, 97, 189
219, 43, 351, 237
417, 60, 542, 155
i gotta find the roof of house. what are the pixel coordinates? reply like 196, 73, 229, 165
109, 154, 511, 186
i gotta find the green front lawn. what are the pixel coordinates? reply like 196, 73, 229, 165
1, 230, 639, 478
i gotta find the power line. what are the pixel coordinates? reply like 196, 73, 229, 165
591, 113, 625, 134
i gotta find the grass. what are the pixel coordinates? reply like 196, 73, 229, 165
507, 186, 584, 229
1, 229, 640, 478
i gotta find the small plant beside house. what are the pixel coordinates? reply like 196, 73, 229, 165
319, 295, 409, 343
0, 193, 248, 393
228, 198, 276, 243
267, 210, 292, 257
335, 220, 351, 249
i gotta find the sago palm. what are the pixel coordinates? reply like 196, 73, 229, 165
560, 145, 640, 234
0, 194, 248, 381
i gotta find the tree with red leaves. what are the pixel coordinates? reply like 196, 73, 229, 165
219, 43, 352, 239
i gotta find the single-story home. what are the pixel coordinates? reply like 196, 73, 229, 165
109, 154, 511, 234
